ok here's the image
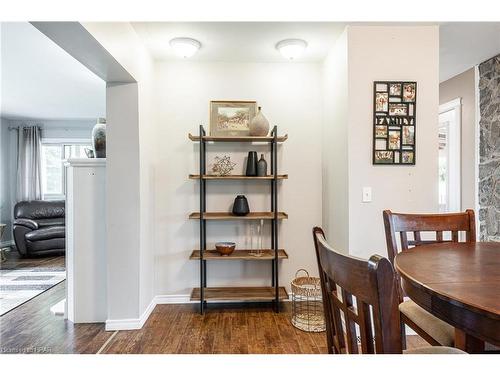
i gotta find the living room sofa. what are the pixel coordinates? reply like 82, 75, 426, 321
13, 200, 65, 256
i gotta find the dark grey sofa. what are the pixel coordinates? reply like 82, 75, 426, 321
13, 200, 65, 256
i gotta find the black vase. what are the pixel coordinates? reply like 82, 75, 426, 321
232, 195, 250, 216
245, 151, 258, 176
257, 154, 267, 177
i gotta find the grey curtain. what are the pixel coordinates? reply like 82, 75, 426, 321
16, 126, 43, 201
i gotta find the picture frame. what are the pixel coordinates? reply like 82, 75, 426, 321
209, 100, 257, 137
372, 81, 417, 165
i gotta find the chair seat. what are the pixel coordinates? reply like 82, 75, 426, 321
404, 346, 466, 354
399, 300, 455, 347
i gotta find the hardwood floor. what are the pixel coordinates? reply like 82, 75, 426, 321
1, 247, 65, 270
102, 303, 329, 354
1, 250, 429, 354
1, 250, 113, 353
0, 281, 112, 354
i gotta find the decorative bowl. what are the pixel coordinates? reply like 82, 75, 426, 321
215, 242, 236, 256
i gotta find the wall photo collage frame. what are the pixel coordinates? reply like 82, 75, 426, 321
373, 81, 416, 165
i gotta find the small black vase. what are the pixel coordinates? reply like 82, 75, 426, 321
232, 195, 250, 216
257, 154, 267, 177
245, 151, 258, 176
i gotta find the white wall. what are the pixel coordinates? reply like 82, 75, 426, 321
7, 119, 94, 140
322, 29, 349, 253
153, 61, 323, 296
0, 118, 15, 245
82, 22, 156, 320
346, 26, 440, 258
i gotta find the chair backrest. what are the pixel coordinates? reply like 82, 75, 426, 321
312, 227, 402, 354
383, 210, 476, 265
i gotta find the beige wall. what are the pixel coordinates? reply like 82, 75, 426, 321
348, 26, 440, 259
439, 68, 477, 211
322, 30, 349, 253
320, 26, 440, 259
153, 61, 324, 296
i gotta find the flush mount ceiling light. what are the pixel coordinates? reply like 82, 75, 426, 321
169, 37, 201, 58
276, 39, 308, 60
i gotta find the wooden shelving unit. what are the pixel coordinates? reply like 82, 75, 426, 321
188, 212, 288, 220
190, 287, 289, 302
189, 125, 288, 313
189, 249, 288, 261
188, 133, 288, 143
189, 174, 288, 180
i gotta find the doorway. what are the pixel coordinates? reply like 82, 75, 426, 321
438, 98, 462, 213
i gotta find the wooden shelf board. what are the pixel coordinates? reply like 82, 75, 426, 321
188, 133, 288, 143
189, 212, 288, 220
190, 286, 288, 301
189, 174, 288, 180
189, 249, 288, 260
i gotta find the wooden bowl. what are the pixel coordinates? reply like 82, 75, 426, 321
215, 242, 236, 256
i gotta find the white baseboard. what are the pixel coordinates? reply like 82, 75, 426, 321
105, 297, 156, 331
50, 299, 66, 316
154, 294, 193, 304
103, 292, 286, 331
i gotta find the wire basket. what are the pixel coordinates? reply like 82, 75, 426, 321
290, 269, 325, 332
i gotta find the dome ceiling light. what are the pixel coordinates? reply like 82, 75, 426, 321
276, 39, 308, 60
169, 37, 201, 58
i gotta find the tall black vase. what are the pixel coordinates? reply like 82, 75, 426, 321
245, 151, 258, 176
232, 195, 250, 216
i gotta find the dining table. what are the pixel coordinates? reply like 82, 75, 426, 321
394, 241, 500, 353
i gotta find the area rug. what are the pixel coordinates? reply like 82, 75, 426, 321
0, 267, 65, 316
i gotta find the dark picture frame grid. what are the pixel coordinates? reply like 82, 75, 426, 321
373, 81, 417, 165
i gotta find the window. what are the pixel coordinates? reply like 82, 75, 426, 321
41, 142, 91, 200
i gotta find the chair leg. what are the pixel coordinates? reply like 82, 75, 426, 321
400, 320, 407, 350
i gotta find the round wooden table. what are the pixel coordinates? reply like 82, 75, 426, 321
395, 242, 500, 353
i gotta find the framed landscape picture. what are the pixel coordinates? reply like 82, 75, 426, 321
209, 100, 257, 136
373, 81, 417, 165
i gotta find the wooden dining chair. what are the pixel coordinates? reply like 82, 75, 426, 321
312, 227, 464, 354
382, 209, 476, 347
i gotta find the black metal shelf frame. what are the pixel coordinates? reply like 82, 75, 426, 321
196, 124, 282, 314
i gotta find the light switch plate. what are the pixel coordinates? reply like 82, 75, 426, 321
362, 187, 372, 202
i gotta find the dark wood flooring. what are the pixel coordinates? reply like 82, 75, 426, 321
1, 248, 65, 270
1, 250, 113, 354
1, 282, 429, 354
1, 249, 429, 354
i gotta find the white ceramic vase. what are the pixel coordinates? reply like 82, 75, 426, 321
249, 107, 269, 136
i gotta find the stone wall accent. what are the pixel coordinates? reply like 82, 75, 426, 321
478, 54, 500, 241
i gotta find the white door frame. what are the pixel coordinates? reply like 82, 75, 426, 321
439, 97, 462, 212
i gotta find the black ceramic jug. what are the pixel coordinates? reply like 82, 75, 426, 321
245, 151, 258, 176
232, 195, 250, 216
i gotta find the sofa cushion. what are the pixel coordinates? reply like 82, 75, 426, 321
25, 226, 65, 242
14, 200, 65, 220
36, 218, 65, 227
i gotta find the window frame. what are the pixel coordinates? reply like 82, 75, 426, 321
41, 138, 92, 200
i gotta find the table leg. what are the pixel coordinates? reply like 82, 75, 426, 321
455, 329, 485, 353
